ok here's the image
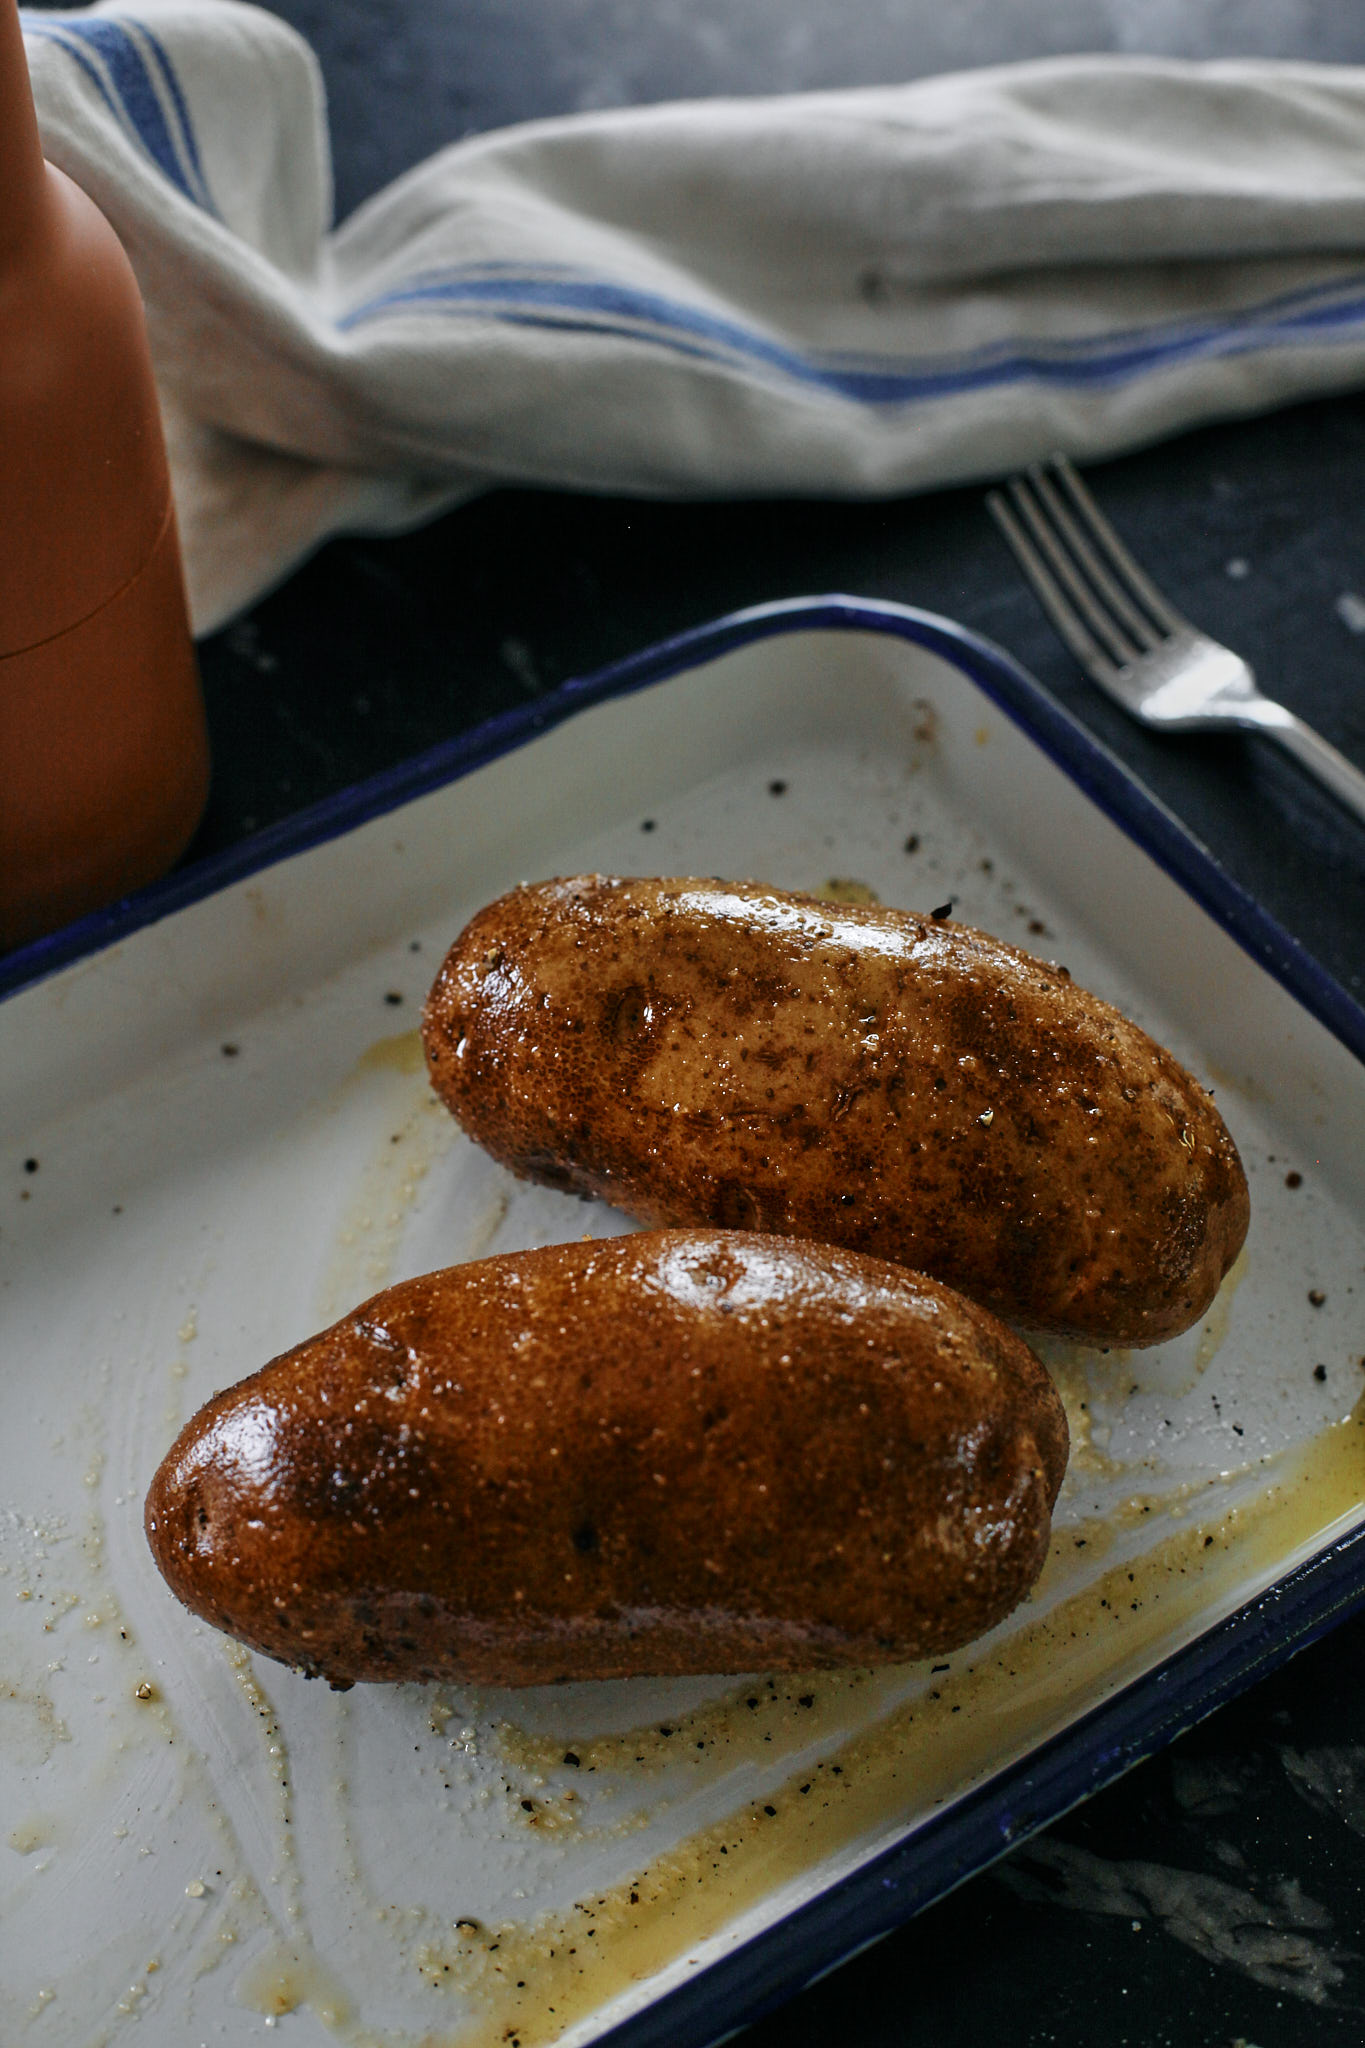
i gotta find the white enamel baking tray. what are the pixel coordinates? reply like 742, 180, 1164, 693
3, 598, 1364, 2048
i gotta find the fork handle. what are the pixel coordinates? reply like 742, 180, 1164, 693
1243, 699, 1365, 827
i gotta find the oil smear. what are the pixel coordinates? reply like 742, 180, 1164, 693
236, 1941, 352, 2027
1034, 1245, 1251, 1479
315, 1029, 455, 1324
422, 1396, 1365, 2048
165, 1299, 200, 1437
224, 1645, 303, 1924
8, 1815, 54, 1854
817, 878, 881, 907
1189, 1244, 1250, 1390
1033, 1336, 1131, 1481
492, 1665, 904, 1792
222, 1647, 364, 2032
2, 1396, 289, 2044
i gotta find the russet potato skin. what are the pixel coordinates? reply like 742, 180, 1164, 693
423, 876, 1250, 1346
144, 1231, 1068, 1687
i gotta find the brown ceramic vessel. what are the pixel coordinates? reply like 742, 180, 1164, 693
0, 0, 208, 948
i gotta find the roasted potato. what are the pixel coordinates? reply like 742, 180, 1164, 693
144, 1231, 1068, 1686
423, 877, 1249, 1346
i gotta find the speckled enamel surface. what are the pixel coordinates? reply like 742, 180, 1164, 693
422, 877, 1250, 1346
144, 1231, 1068, 1686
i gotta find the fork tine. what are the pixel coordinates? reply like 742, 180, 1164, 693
986, 487, 1127, 680
1000, 473, 1141, 668
1029, 464, 1165, 650
1047, 456, 1187, 637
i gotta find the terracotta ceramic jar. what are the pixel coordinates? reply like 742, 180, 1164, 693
0, 0, 208, 949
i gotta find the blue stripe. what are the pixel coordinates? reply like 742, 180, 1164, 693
338, 267, 1365, 405
136, 22, 213, 209
22, 18, 123, 127
23, 14, 214, 213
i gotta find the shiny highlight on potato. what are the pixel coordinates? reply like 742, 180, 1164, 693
423, 876, 1249, 1346
145, 1231, 1068, 1686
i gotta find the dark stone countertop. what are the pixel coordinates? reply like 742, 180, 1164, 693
104, 2, 1365, 2042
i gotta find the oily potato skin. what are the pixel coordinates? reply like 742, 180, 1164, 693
423, 876, 1249, 1347
144, 1231, 1068, 1687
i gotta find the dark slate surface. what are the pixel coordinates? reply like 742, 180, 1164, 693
265, 0, 1365, 228
194, 408, 1365, 1011
133, 2, 1365, 2041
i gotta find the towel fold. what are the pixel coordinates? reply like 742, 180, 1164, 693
25, 0, 1365, 634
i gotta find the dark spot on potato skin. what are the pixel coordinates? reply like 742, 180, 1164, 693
715, 1180, 766, 1231
145, 1232, 1067, 1690
603, 983, 652, 1045
422, 878, 1249, 1347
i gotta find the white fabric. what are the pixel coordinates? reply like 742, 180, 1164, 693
24, 0, 1365, 634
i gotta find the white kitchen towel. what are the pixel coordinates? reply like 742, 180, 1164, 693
24, 0, 1365, 634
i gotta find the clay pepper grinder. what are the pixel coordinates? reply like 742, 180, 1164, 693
1, 0, 209, 950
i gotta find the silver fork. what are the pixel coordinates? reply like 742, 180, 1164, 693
987, 455, 1365, 828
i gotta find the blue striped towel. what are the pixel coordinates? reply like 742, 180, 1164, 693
25, 1, 1365, 632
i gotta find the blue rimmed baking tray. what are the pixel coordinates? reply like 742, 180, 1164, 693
2, 597, 1363, 2048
